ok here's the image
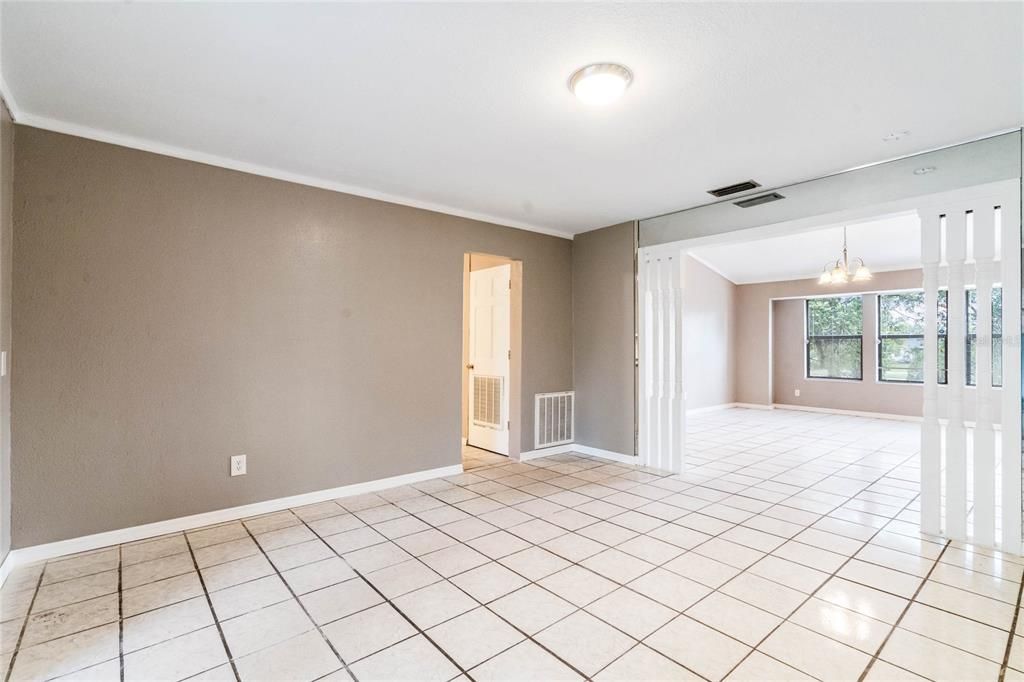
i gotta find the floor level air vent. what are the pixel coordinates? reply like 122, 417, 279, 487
707, 179, 761, 198
734, 192, 785, 208
535, 391, 574, 449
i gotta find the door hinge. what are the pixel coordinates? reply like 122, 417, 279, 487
508, 349, 511, 360
507, 421, 511, 430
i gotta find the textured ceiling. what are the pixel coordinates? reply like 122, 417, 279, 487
2, 2, 1021, 236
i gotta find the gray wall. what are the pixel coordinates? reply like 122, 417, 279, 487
572, 222, 635, 455
12, 127, 573, 547
0, 102, 11, 562
684, 257, 737, 409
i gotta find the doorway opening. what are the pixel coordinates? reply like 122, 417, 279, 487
637, 178, 1022, 552
462, 252, 523, 470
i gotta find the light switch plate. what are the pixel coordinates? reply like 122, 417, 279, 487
230, 454, 247, 476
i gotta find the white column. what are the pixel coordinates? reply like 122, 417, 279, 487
973, 207, 996, 546
946, 210, 968, 541
920, 212, 942, 536
1001, 197, 1022, 554
637, 246, 685, 474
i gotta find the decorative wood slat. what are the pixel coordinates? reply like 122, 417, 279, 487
920, 211, 942, 536
945, 209, 968, 541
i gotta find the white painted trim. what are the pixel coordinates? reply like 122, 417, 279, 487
13, 114, 573, 241
518, 444, 576, 461
571, 445, 638, 464
732, 402, 775, 411
686, 402, 742, 416
704, 402, 1003, 429
0, 74, 21, 121
519, 443, 637, 465
0, 552, 13, 587
1, 463, 463, 578
770, 403, 920, 422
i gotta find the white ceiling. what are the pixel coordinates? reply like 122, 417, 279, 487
690, 213, 924, 284
1, 3, 1021, 237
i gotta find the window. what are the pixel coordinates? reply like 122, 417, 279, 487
877, 291, 948, 384
806, 296, 862, 380
967, 286, 1002, 387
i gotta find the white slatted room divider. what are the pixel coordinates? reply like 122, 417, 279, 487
637, 245, 685, 473
920, 186, 1022, 553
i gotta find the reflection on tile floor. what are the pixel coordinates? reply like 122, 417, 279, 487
463, 445, 508, 471
4, 407, 1024, 681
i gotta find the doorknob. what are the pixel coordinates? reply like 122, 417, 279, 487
466, 364, 475, 369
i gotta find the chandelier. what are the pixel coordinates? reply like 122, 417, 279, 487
818, 227, 872, 285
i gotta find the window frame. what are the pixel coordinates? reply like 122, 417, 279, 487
804, 297, 864, 381
876, 291, 948, 385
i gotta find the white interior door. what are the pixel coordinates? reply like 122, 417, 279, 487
468, 264, 511, 455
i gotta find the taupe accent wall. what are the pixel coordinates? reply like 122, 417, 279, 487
683, 257, 737, 410
0, 102, 12, 562
572, 222, 635, 456
12, 127, 573, 547
734, 269, 924, 406
771, 295, 923, 416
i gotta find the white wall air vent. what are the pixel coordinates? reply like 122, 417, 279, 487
535, 391, 574, 449
473, 375, 504, 429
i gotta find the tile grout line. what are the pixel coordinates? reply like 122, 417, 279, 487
316, 467, 660, 678
360, 443, 1010, 679
442, 438, 918, 679
291, 513, 478, 682
999, 563, 1024, 681
10, 413, 995, 682
397, 438, 928, 679
237, 521, 360, 682
712, 453, 925, 680
2, 568, 44, 682
182, 532, 242, 682
857, 539, 951, 681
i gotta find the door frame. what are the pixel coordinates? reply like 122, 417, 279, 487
461, 253, 523, 460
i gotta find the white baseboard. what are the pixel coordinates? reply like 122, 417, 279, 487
732, 402, 775, 410
687, 402, 742, 416
0, 551, 13, 587
518, 444, 576, 461
570, 444, 638, 464
1, 463, 463, 581
771, 403, 921, 422
519, 443, 637, 465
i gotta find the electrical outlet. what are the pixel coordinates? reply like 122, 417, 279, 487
794, 389, 801, 397
230, 454, 247, 477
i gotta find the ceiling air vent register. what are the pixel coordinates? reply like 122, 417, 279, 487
734, 192, 786, 208
707, 180, 761, 198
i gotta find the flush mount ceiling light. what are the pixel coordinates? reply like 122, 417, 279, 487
818, 227, 872, 285
568, 63, 632, 106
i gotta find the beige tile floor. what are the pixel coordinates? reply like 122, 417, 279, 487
462, 445, 508, 471
4, 407, 1024, 681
